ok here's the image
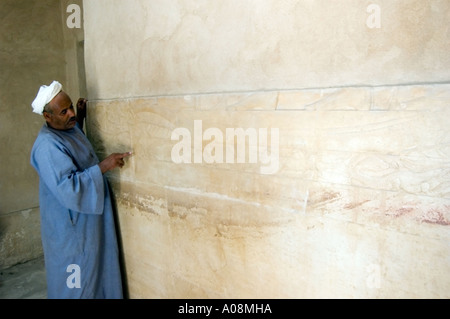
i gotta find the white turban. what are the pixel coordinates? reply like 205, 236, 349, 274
31, 81, 63, 115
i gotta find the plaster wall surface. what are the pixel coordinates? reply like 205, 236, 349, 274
85, 0, 450, 98
84, 0, 450, 298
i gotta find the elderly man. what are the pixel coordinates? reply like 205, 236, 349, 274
30, 81, 131, 299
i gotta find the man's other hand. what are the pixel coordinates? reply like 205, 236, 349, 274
76, 98, 88, 129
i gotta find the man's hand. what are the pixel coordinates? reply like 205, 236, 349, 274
76, 98, 88, 130
99, 152, 132, 174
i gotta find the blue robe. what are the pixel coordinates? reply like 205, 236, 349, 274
30, 123, 123, 299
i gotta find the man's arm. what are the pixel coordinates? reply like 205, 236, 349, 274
31, 137, 105, 215
76, 98, 87, 131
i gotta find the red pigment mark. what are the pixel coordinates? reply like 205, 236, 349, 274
344, 200, 370, 210
385, 207, 414, 218
419, 209, 450, 226
318, 191, 340, 203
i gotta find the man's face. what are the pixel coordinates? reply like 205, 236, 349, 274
44, 91, 77, 131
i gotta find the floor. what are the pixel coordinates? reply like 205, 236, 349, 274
0, 256, 47, 299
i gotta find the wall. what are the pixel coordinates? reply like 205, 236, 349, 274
0, 0, 84, 269
84, 0, 450, 298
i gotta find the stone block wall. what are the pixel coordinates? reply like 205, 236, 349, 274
84, 0, 450, 298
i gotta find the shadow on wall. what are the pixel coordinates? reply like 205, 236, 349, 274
77, 40, 87, 99
85, 106, 131, 299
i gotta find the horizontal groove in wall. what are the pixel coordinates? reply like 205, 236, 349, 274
88, 82, 450, 103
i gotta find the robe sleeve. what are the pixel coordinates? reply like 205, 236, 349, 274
32, 137, 105, 215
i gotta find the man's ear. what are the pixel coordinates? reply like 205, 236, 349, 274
43, 111, 52, 122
